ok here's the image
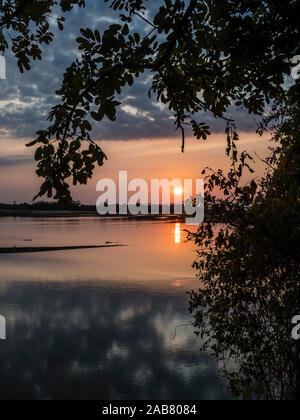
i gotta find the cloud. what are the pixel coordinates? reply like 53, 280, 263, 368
0, 155, 33, 167
0, 1, 258, 145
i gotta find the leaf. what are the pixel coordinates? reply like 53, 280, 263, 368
26, 140, 38, 147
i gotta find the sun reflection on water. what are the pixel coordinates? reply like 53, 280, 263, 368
174, 223, 181, 244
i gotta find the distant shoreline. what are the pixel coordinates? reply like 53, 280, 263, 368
0, 209, 184, 222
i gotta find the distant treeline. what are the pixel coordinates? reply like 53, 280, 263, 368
0, 201, 95, 211
0, 202, 221, 222
0, 201, 201, 214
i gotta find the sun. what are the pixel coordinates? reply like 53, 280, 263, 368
174, 187, 183, 196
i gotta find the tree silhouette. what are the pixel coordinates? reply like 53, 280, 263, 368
188, 94, 300, 400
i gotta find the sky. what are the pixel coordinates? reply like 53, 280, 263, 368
0, 1, 270, 204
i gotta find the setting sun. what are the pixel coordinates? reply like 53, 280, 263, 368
174, 187, 183, 196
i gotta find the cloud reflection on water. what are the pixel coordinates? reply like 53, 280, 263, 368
0, 281, 230, 400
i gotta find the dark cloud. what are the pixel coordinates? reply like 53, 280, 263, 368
0, 0, 257, 144
0, 155, 33, 167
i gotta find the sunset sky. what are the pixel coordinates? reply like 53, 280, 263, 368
0, 1, 270, 204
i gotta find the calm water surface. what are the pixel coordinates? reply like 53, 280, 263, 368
0, 217, 230, 400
